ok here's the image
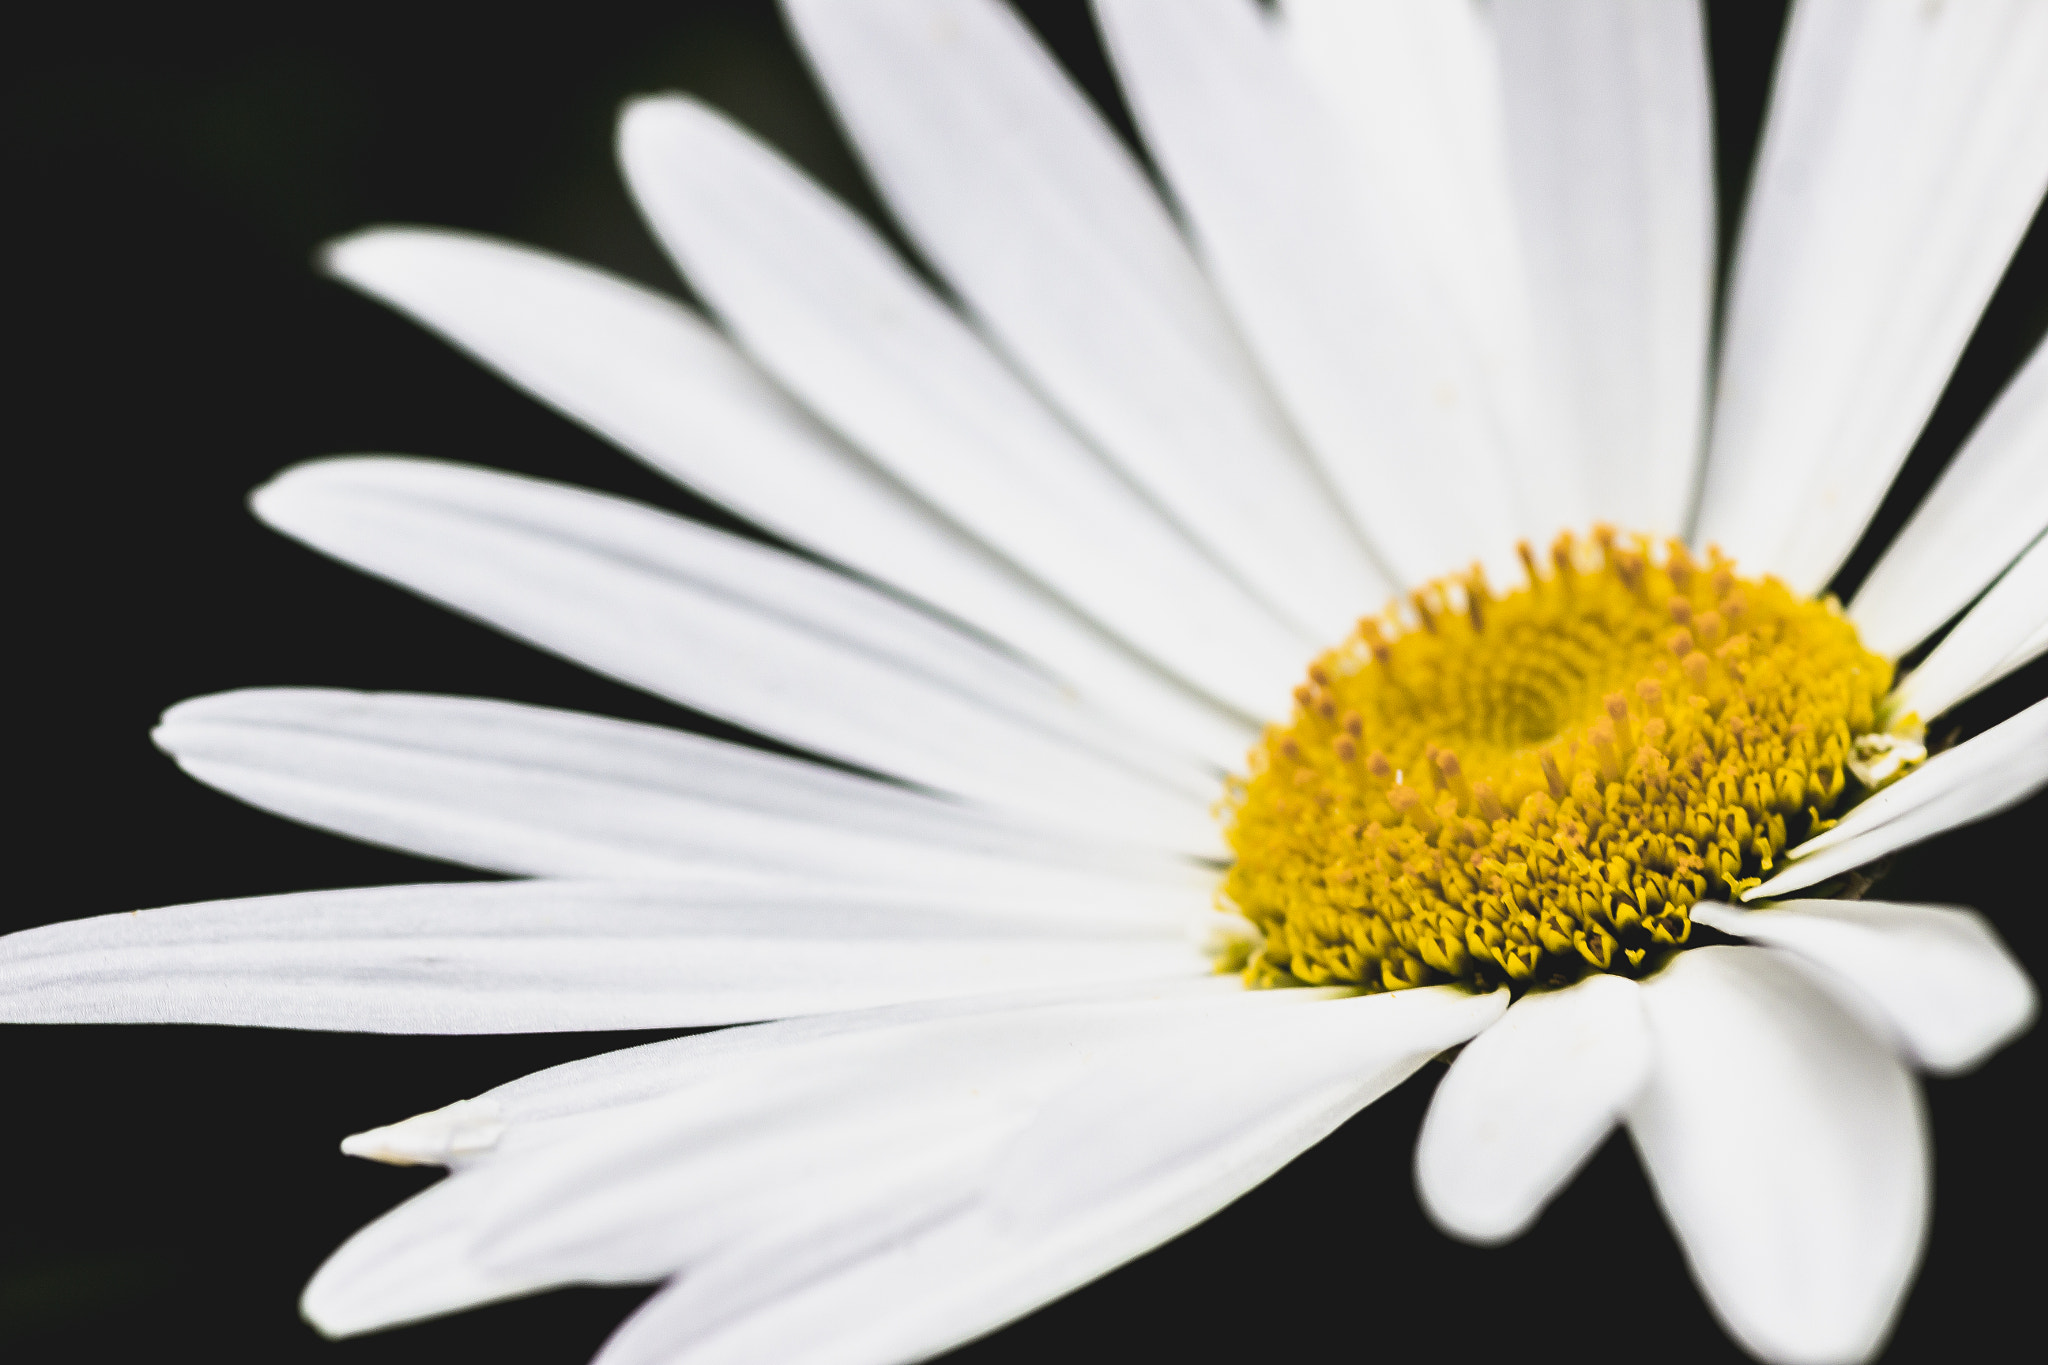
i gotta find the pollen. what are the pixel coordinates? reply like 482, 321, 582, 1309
1221, 531, 1894, 993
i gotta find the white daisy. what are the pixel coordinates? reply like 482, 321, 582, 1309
5, 2, 2046, 1363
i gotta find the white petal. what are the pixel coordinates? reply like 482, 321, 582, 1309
253, 457, 1221, 854
1752, 697, 2048, 898
617, 95, 1309, 717
1097, 0, 1566, 586
305, 982, 1257, 1333
618, 987, 1506, 1365
154, 688, 1207, 919
1630, 947, 1926, 1365
1414, 972, 1651, 1244
783, 0, 1386, 642
1696, 0, 2048, 592
323, 227, 1251, 767
395, 977, 1249, 1167
0, 881, 1208, 1033
1277, 0, 1548, 509
1887, 533, 2048, 722
1850, 336, 2048, 658
1689, 900, 2036, 1076
1488, 0, 1714, 535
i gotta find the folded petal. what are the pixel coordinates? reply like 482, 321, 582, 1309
0, 881, 1209, 1033
1689, 900, 2036, 1076
784, 0, 1386, 643
1096, 0, 1562, 586
254, 457, 1220, 853
1696, 0, 2048, 592
617, 94, 1308, 717
1630, 946, 1927, 1365
1886, 534, 2048, 723
1414, 972, 1651, 1244
606, 986, 1506, 1365
1488, 0, 1714, 536
1850, 336, 2048, 658
324, 228, 1254, 767
1751, 697, 2048, 898
154, 688, 1207, 918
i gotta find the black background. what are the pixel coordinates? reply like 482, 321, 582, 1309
6, 2, 2043, 1361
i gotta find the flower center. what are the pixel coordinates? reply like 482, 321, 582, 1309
1220, 530, 1893, 993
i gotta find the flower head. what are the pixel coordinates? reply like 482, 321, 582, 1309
5, 2, 2046, 1364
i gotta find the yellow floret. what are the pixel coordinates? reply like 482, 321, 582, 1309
1222, 530, 1893, 992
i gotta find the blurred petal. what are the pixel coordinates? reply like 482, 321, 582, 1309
1489, 0, 1714, 535
1631, 946, 1927, 1365
1850, 336, 2048, 658
324, 227, 1251, 765
1886, 534, 2048, 722
1096, 0, 1553, 586
1690, 900, 2036, 1075
154, 688, 1206, 919
1415, 973, 1651, 1244
1752, 697, 2048, 898
0, 881, 1207, 1033
617, 95, 1307, 717
1697, 0, 2048, 592
254, 457, 1220, 853
785, 0, 1386, 642
305, 982, 1268, 1333
585, 986, 1505, 1365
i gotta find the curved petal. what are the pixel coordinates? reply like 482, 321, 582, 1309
584, 986, 1505, 1365
1630, 946, 1927, 1365
1488, 0, 1714, 536
0, 881, 1209, 1034
324, 227, 1252, 766
304, 982, 1268, 1333
1696, 0, 2048, 592
1414, 972, 1651, 1244
783, 0, 1385, 642
339, 977, 1249, 1168
1096, 0, 1568, 586
1886, 533, 2048, 723
1850, 336, 2048, 659
154, 688, 1207, 917
1689, 900, 2036, 1076
253, 457, 1220, 854
1751, 697, 2048, 898
617, 95, 1309, 717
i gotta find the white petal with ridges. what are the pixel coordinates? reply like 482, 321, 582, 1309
254, 457, 1220, 853
323, 227, 1253, 766
784, 0, 1384, 642
1415, 972, 1650, 1244
154, 688, 1207, 915
1630, 946, 1926, 1365
1489, 0, 1714, 536
1278, 0, 1535, 491
1887, 534, 2048, 723
1690, 901, 2036, 1075
1850, 337, 2048, 658
1696, 0, 2048, 592
0, 881, 1208, 1033
596, 986, 1504, 1365
618, 95, 1307, 717
305, 982, 1266, 1333
1097, 0, 1563, 586
1752, 697, 2048, 898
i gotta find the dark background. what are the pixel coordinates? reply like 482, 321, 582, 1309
6, 2, 2042, 1361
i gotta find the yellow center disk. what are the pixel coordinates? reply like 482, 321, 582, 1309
1221, 531, 1893, 992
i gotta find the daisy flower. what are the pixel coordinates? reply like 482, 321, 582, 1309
6, 1, 2046, 1363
